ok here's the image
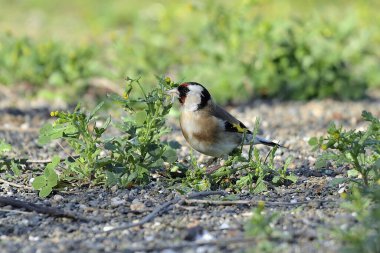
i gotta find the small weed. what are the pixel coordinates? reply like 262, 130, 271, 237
39, 102, 110, 185
0, 139, 21, 178
336, 186, 380, 253
36, 77, 177, 196
32, 155, 60, 197
310, 111, 380, 252
309, 111, 380, 187
244, 202, 282, 253
103, 77, 178, 187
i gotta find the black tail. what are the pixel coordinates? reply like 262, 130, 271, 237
255, 136, 285, 148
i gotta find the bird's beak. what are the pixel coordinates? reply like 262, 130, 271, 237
165, 88, 179, 104
166, 88, 179, 98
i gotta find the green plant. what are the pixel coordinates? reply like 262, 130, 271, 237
32, 156, 60, 197
2, 1, 380, 104
39, 102, 110, 185
182, 119, 297, 193
309, 111, 380, 187
36, 77, 178, 196
0, 139, 21, 177
0, 139, 11, 156
244, 202, 280, 253
0, 32, 101, 101
336, 186, 380, 253
102, 77, 178, 187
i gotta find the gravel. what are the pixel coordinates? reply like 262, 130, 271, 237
0, 96, 379, 253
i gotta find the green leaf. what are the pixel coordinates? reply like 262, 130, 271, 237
253, 178, 268, 193
149, 158, 164, 168
347, 169, 359, 178
39, 186, 53, 198
32, 176, 46, 190
10, 161, 21, 177
51, 155, 61, 166
272, 176, 281, 184
134, 111, 147, 125
46, 169, 58, 187
38, 123, 65, 145
163, 148, 177, 163
106, 171, 121, 186
286, 175, 298, 183
0, 140, 12, 153
308, 137, 318, 146
329, 178, 348, 186
88, 101, 104, 120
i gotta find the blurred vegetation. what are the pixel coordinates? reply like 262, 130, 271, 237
0, 0, 379, 103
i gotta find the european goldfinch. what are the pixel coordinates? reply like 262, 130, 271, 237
167, 82, 281, 158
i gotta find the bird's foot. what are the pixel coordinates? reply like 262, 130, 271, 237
206, 164, 222, 174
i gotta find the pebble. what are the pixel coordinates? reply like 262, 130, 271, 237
52, 194, 64, 202
130, 200, 146, 211
110, 197, 125, 207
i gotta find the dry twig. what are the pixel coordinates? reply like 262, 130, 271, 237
183, 198, 336, 207
0, 155, 79, 165
0, 196, 86, 221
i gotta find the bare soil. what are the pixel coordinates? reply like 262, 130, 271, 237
1, 96, 379, 253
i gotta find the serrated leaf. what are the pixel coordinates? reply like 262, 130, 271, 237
39, 186, 53, 198
38, 123, 65, 145
32, 176, 46, 190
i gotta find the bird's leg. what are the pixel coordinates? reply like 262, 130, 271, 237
205, 158, 226, 174
203, 157, 218, 167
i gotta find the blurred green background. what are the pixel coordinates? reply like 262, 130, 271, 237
0, 0, 379, 103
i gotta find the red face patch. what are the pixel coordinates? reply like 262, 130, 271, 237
177, 83, 190, 104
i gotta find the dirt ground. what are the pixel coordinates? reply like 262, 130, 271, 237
1, 94, 379, 253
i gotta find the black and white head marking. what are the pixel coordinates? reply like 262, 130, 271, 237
179, 82, 211, 111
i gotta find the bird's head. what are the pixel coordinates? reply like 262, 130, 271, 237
166, 82, 211, 111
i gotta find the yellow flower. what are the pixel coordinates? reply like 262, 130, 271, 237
165, 77, 171, 84
321, 144, 328, 150
50, 111, 59, 117
123, 92, 129, 99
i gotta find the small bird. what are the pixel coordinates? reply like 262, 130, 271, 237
167, 82, 282, 158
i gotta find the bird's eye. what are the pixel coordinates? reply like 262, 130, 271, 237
178, 85, 190, 96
